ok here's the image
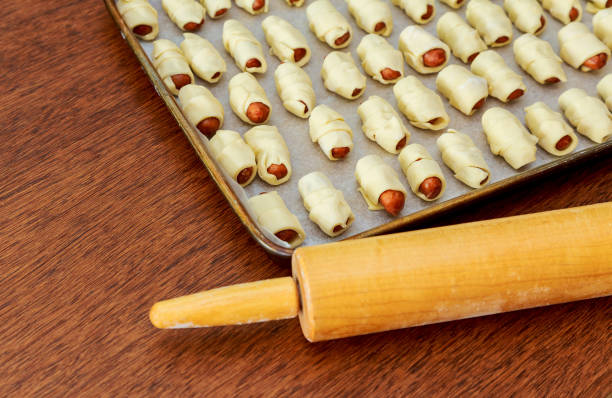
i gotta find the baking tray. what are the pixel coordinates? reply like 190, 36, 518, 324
105, 0, 612, 258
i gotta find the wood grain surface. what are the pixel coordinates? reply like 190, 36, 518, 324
1, 1, 610, 396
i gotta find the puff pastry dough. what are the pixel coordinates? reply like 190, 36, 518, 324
436, 65, 488, 116
162, 0, 205, 31
285, 0, 305, 6
437, 12, 488, 64
309, 105, 354, 160
399, 26, 450, 74
244, 125, 292, 185
597, 73, 612, 111
587, 0, 612, 13
355, 155, 407, 212
504, 0, 547, 35
178, 84, 224, 139
437, 129, 490, 188
513, 33, 567, 84
392, 0, 435, 24
593, 9, 612, 50
298, 172, 354, 237
117, 0, 159, 41
200, 0, 231, 18
235, 0, 268, 15
357, 96, 410, 154
558, 22, 610, 72
307, 0, 353, 49
541, 0, 582, 24
466, 0, 513, 47
357, 34, 404, 84
209, 130, 257, 186
398, 144, 446, 201
321, 51, 367, 100
274, 63, 316, 119
346, 0, 393, 36
471, 50, 526, 102
180, 33, 226, 83
262, 16, 311, 66
248, 192, 305, 248
482, 107, 538, 169
440, 0, 465, 9
559, 88, 612, 143
524, 102, 578, 156
393, 76, 450, 130
152, 39, 194, 96
222, 19, 267, 74
228, 72, 271, 125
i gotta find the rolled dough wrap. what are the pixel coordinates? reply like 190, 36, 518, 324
222, 19, 267, 74
228, 72, 271, 125
541, 0, 582, 24
558, 22, 610, 72
399, 26, 450, 74
559, 88, 612, 143
298, 172, 354, 237
180, 33, 226, 83
357, 96, 410, 154
524, 102, 578, 156
440, 0, 465, 9
307, 0, 353, 49
357, 34, 404, 84
248, 192, 305, 248
235, 0, 268, 14
513, 33, 567, 84
152, 39, 194, 96
209, 130, 257, 186
593, 9, 612, 50
321, 51, 367, 100
597, 73, 612, 111
437, 129, 490, 188
437, 12, 487, 64
482, 107, 538, 169
504, 0, 547, 35
346, 0, 393, 37
393, 76, 449, 131
398, 144, 446, 201
471, 50, 527, 102
244, 125, 292, 185
436, 65, 488, 116
285, 0, 305, 6
201, 0, 231, 18
162, 0, 205, 31
262, 16, 311, 67
466, 0, 513, 47
178, 84, 224, 139
308, 105, 354, 160
392, 0, 435, 24
274, 63, 316, 118
355, 155, 407, 212
117, 0, 159, 41
587, 0, 612, 13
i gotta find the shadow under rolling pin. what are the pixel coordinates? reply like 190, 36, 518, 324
150, 203, 612, 342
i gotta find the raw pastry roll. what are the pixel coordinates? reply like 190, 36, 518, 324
117, 0, 159, 41
248, 192, 305, 248
513, 34, 567, 84
162, 0, 205, 31
559, 88, 612, 143
355, 155, 407, 216
152, 39, 194, 96
540, 0, 581, 24
597, 74, 612, 111
393, 76, 449, 131
471, 50, 526, 102
201, 0, 231, 18
524, 102, 578, 156
437, 12, 487, 64
235, 0, 268, 15
321, 51, 367, 100
357, 96, 410, 154
180, 33, 226, 83
274, 63, 316, 118
244, 125, 292, 185
440, 0, 465, 9
437, 129, 490, 188
593, 9, 612, 50
436, 65, 488, 116
356, 34, 404, 84
178, 84, 224, 139
481, 107, 538, 169
466, 0, 513, 47
307, 0, 353, 49
222, 19, 267, 74
558, 22, 610, 72
285, 0, 305, 6
228, 72, 271, 125
298, 172, 354, 237
209, 130, 257, 186
392, 0, 435, 24
504, 0, 547, 35
308, 105, 353, 160
262, 16, 311, 66
399, 26, 450, 74
399, 144, 446, 201
346, 0, 393, 36
587, 0, 612, 13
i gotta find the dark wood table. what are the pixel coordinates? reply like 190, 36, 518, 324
2, 1, 611, 396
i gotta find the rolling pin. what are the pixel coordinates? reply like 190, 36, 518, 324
150, 203, 612, 342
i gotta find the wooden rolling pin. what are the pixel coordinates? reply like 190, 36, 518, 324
150, 203, 612, 342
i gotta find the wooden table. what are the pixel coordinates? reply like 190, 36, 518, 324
2, 1, 611, 396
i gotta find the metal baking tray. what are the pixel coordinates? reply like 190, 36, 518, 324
105, 0, 612, 258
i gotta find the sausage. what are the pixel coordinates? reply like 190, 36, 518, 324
275, 229, 298, 243
331, 146, 351, 159
545, 77, 561, 84
267, 164, 288, 180
294, 48, 307, 63
423, 48, 446, 68
246, 102, 270, 123
332, 225, 344, 233
569, 7, 579, 22
582, 53, 608, 71
215, 8, 228, 17
171, 74, 191, 90
395, 136, 407, 151
183, 20, 203, 31
196, 117, 220, 139
472, 97, 486, 112
299, 100, 309, 115
133, 25, 153, 36
495, 36, 509, 44
555, 135, 573, 151
381, 68, 402, 81
236, 167, 254, 184
351, 88, 362, 97
535, 16, 546, 34
211, 71, 221, 79
374, 22, 386, 33
419, 177, 442, 200
335, 31, 351, 46
422, 5, 434, 21
507, 89, 525, 101
253, 0, 265, 11
378, 190, 405, 216
245, 58, 262, 69
467, 52, 480, 64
